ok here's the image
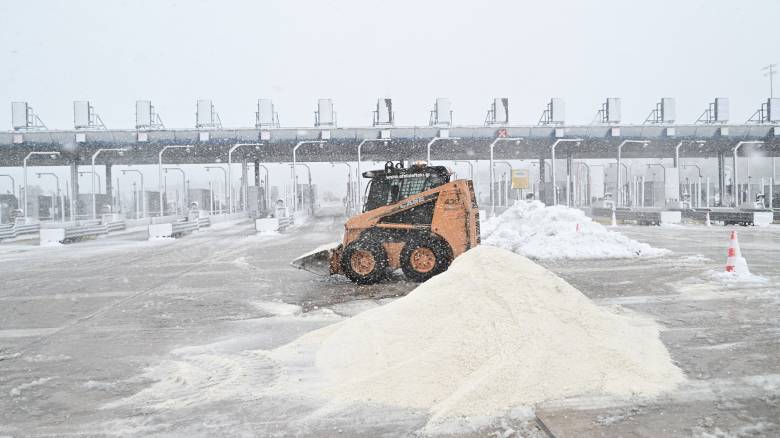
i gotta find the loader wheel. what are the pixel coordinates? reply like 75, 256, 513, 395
341, 239, 388, 285
401, 235, 453, 282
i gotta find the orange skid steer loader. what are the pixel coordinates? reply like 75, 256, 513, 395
292, 161, 480, 284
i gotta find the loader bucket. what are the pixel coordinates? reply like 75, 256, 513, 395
291, 242, 341, 276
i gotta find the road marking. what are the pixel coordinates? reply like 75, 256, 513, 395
0, 291, 134, 301
0, 328, 61, 338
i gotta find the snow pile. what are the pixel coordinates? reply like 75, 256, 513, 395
273, 246, 684, 421
481, 201, 668, 259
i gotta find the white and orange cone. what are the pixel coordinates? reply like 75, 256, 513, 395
725, 230, 750, 275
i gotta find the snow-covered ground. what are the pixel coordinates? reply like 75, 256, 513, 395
1, 213, 779, 437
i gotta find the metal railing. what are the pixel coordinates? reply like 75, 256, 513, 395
0, 223, 41, 242
171, 221, 199, 236
63, 224, 108, 242
278, 216, 294, 231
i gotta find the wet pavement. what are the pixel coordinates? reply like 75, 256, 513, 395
0, 216, 778, 437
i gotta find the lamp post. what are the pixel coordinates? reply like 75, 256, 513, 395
158, 145, 191, 217
292, 141, 326, 213
356, 139, 388, 206
36, 172, 63, 222
494, 160, 513, 206
257, 164, 270, 211
121, 169, 145, 218
331, 162, 354, 212
23, 151, 60, 219
164, 167, 187, 214
681, 164, 703, 208
79, 171, 102, 194
91, 148, 127, 220
576, 162, 592, 206
290, 163, 314, 216
452, 160, 474, 181
675, 140, 706, 200
206, 166, 228, 213
732, 141, 764, 207
228, 143, 263, 213
0, 174, 15, 198
549, 138, 583, 205
489, 137, 524, 216
426, 136, 461, 163
616, 140, 649, 207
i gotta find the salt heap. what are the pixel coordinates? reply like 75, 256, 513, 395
481, 201, 668, 259
274, 246, 684, 420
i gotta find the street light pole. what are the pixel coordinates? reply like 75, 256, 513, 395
616, 140, 649, 207
36, 172, 63, 222
489, 137, 524, 216
205, 166, 228, 214
331, 162, 354, 212
164, 167, 187, 214
549, 139, 583, 206
426, 137, 461, 163
91, 148, 127, 220
158, 145, 191, 217
453, 160, 474, 181
0, 174, 15, 199
257, 164, 270, 211
494, 161, 513, 206
228, 143, 264, 213
356, 139, 389, 208
732, 141, 764, 207
292, 141, 325, 213
290, 163, 314, 216
79, 171, 102, 194
121, 169, 145, 218
23, 151, 61, 219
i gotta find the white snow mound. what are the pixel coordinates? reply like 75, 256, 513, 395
481, 201, 669, 259
273, 245, 684, 420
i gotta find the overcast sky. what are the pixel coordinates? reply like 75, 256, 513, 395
1, 0, 778, 130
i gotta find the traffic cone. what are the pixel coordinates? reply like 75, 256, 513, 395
725, 231, 750, 274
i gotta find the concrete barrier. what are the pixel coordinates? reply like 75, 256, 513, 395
148, 223, 173, 239
40, 228, 65, 245
255, 218, 278, 233
659, 211, 682, 224
754, 211, 773, 226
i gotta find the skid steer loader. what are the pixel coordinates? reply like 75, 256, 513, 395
292, 160, 480, 284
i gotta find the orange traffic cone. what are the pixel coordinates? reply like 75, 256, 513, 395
725, 231, 750, 274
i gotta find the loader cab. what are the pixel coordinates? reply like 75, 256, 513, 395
362, 161, 451, 212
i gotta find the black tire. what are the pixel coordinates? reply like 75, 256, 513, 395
341, 239, 388, 285
400, 235, 453, 282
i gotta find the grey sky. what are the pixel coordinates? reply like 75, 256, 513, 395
1, 0, 778, 130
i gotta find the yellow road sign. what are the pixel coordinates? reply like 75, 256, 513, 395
511, 168, 529, 189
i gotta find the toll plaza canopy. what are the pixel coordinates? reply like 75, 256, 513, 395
0, 124, 778, 166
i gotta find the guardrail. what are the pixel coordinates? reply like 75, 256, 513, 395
105, 221, 127, 233
64, 224, 108, 242
589, 207, 682, 225
197, 217, 210, 228
590, 206, 774, 226
0, 223, 42, 242
683, 208, 774, 226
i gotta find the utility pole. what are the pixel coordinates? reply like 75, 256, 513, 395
764, 63, 777, 98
